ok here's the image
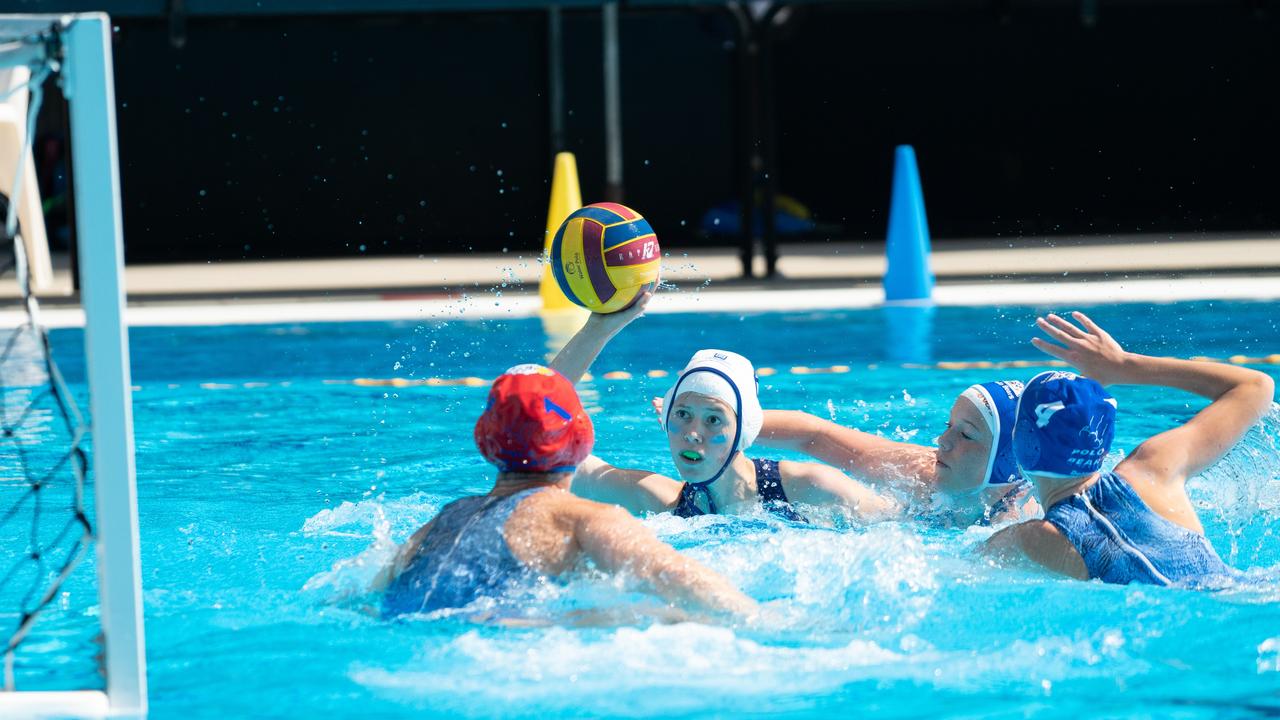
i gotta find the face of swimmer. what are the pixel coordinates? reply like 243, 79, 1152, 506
667, 392, 739, 482
934, 395, 994, 494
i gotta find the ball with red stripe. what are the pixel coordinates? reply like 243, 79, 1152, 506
549, 202, 661, 313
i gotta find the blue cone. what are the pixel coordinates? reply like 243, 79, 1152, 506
881, 305, 935, 365
883, 145, 934, 303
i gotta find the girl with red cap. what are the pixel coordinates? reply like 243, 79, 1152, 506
375, 364, 757, 619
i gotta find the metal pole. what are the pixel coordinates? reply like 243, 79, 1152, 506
760, 3, 780, 277
726, 3, 754, 278
64, 14, 147, 716
602, 1, 623, 202
548, 5, 565, 154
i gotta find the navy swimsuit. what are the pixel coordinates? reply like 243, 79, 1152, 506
673, 458, 807, 522
1044, 471, 1236, 587
382, 487, 546, 617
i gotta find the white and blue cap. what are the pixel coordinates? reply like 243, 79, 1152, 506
662, 349, 762, 489
959, 380, 1025, 487
1013, 371, 1118, 478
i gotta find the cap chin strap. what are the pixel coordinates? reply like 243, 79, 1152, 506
665, 366, 743, 514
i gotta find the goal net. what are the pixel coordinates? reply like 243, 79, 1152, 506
0, 14, 145, 718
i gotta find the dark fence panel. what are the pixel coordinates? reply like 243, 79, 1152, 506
774, 2, 1280, 239
29, 2, 1276, 261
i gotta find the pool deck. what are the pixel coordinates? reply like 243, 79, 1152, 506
6, 232, 1280, 327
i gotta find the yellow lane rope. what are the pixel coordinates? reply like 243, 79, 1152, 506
130, 354, 1280, 392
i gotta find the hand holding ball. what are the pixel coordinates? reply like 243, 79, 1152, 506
549, 203, 661, 314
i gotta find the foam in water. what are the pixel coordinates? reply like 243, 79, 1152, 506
301, 493, 443, 601
350, 623, 905, 714
1188, 404, 1280, 565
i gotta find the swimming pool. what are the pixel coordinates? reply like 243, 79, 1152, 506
7, 299, 1280, 717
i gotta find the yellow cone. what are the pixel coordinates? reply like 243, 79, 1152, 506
540, 152, 588, 313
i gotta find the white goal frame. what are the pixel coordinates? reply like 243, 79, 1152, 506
0, 13, 146, 718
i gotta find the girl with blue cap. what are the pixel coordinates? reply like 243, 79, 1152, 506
549, 294, 897, 523
984, 312, 1275, 586
752, 380, 1035, 526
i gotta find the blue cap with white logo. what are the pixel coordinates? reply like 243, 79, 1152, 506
1013, 371, 1118, 478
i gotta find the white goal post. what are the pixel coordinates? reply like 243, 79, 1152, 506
0, 13, 145, 718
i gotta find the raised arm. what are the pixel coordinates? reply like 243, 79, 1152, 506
548, 292, 652, 385
1033, 311, 1276, 486
758, 410, 937, 490
574, 503, 758, 618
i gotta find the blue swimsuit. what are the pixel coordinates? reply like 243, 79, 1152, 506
673, 458, 807, 523
1044, 471, 1235, 587
382, 487, 545, 617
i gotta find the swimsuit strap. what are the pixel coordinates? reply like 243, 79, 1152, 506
979, 480, 1031, 526
673, 460, 805, 522
752, 458, 787, 504
753, 458, 807, 523
673, 482, 710, 517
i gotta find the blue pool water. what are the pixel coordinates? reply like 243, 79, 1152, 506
4, 299, 1280, 717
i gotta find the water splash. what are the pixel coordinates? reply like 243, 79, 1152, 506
1258, 637, 1280, 673
301, 493, 442, 601
1190, 404, 1280, 564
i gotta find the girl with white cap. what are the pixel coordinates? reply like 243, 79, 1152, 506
549, 294, 897, 522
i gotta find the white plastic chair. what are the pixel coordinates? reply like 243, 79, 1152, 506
0, 65, 53, 293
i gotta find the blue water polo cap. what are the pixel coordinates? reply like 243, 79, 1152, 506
1013, 371, 1118, 478
959, 380, 1024, 487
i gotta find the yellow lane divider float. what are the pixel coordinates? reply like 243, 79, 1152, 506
138, 354, 1280, 392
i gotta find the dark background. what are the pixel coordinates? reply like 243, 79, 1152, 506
31, 1, 1280, 262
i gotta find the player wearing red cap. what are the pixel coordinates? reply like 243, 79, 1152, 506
376, 364, 757, 619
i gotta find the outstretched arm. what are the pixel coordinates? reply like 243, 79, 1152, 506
1033, 311, 1276, 486
571, 454, 683, 514
778, 460, 900, 521
574, 504, 758, 618
758, 410, 937, 491
549, 292, 653, 385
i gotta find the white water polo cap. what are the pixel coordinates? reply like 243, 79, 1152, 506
661, 349, 763, 451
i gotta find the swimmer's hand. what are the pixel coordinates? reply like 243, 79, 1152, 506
1031, 311, 1131, 387
715, 590, 762, 622
587, 289, 653, 333
552, 291, 654, 384
651, 396, 665, 426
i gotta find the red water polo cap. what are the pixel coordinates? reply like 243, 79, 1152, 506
474, 364, 594, 473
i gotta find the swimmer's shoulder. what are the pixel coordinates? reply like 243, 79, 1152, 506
985, 520, 1089, 580
508, 486, 640, 527
506, 488, 654, 567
